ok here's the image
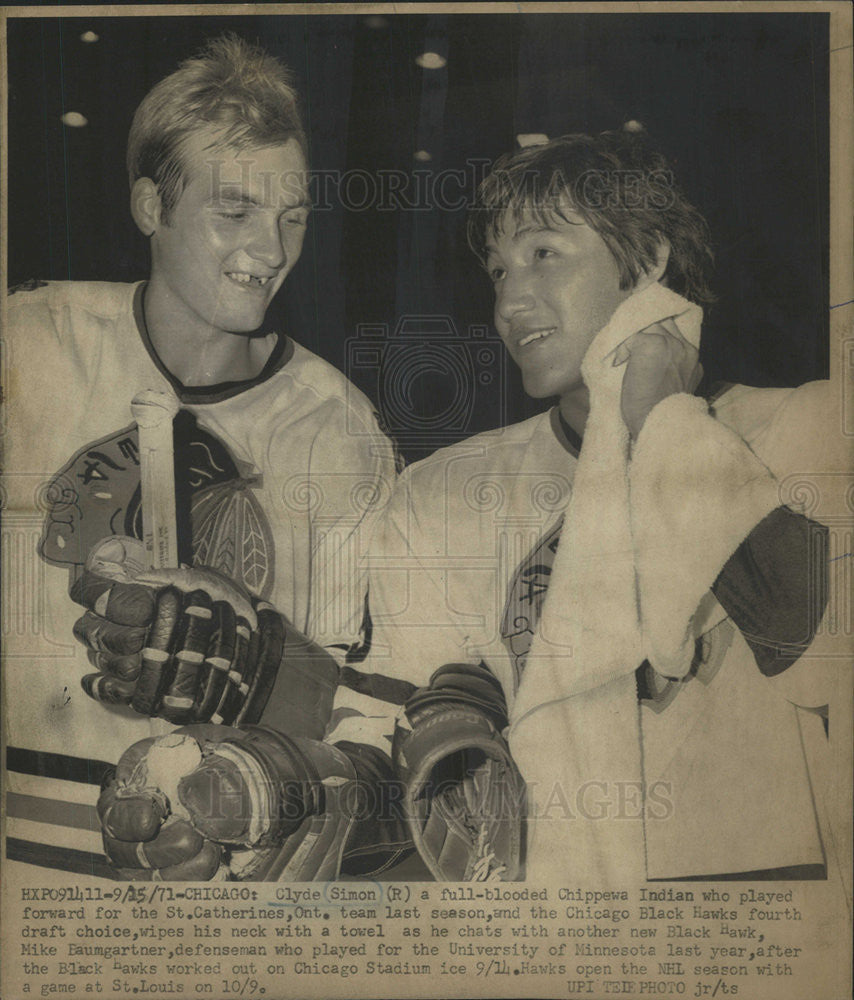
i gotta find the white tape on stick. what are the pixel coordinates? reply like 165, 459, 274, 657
131, 388, 181, 737
131, 388, 181, 570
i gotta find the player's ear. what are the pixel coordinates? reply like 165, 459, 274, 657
131, 178, 162, 237
633, 240, 671, 292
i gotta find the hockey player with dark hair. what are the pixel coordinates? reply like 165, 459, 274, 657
321, 127, 848, 885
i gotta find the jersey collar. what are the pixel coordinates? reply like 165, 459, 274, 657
549, 406, 583, 458
132, 282, 295, 405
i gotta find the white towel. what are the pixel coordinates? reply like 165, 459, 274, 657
509, 283, 704, 882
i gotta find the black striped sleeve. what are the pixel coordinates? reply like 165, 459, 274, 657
712, 506, 829, 677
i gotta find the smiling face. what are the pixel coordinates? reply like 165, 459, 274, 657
146, 128, 310, 341
486, 207, 635, 406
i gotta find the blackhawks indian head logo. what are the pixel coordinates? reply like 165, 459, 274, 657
38, 410, 275, 599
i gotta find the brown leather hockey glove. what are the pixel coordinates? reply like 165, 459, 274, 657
392, 663, 526, 881
98, 724, 358, 881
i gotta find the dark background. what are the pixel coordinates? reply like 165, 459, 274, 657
7, 12, 829, 462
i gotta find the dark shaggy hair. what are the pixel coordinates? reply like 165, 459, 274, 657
467, 127, 715, 304
127, 34, 307, 221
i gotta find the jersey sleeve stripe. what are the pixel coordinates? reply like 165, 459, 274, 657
712, 506, 829, 676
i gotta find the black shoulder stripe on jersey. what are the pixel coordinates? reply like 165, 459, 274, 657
6, 838, 115, 878
712, 506, 829, 677
6, 746, 114, 785
338, 666, 417, 706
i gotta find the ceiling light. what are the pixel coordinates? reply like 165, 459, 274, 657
61, 111, 88, 128
80, 31, 99, 43
415, 52, 446, 70
413, 150, 432, 162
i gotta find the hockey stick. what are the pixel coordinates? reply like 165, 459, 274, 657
131, 389, 181, 571
131, 389, 181, 735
